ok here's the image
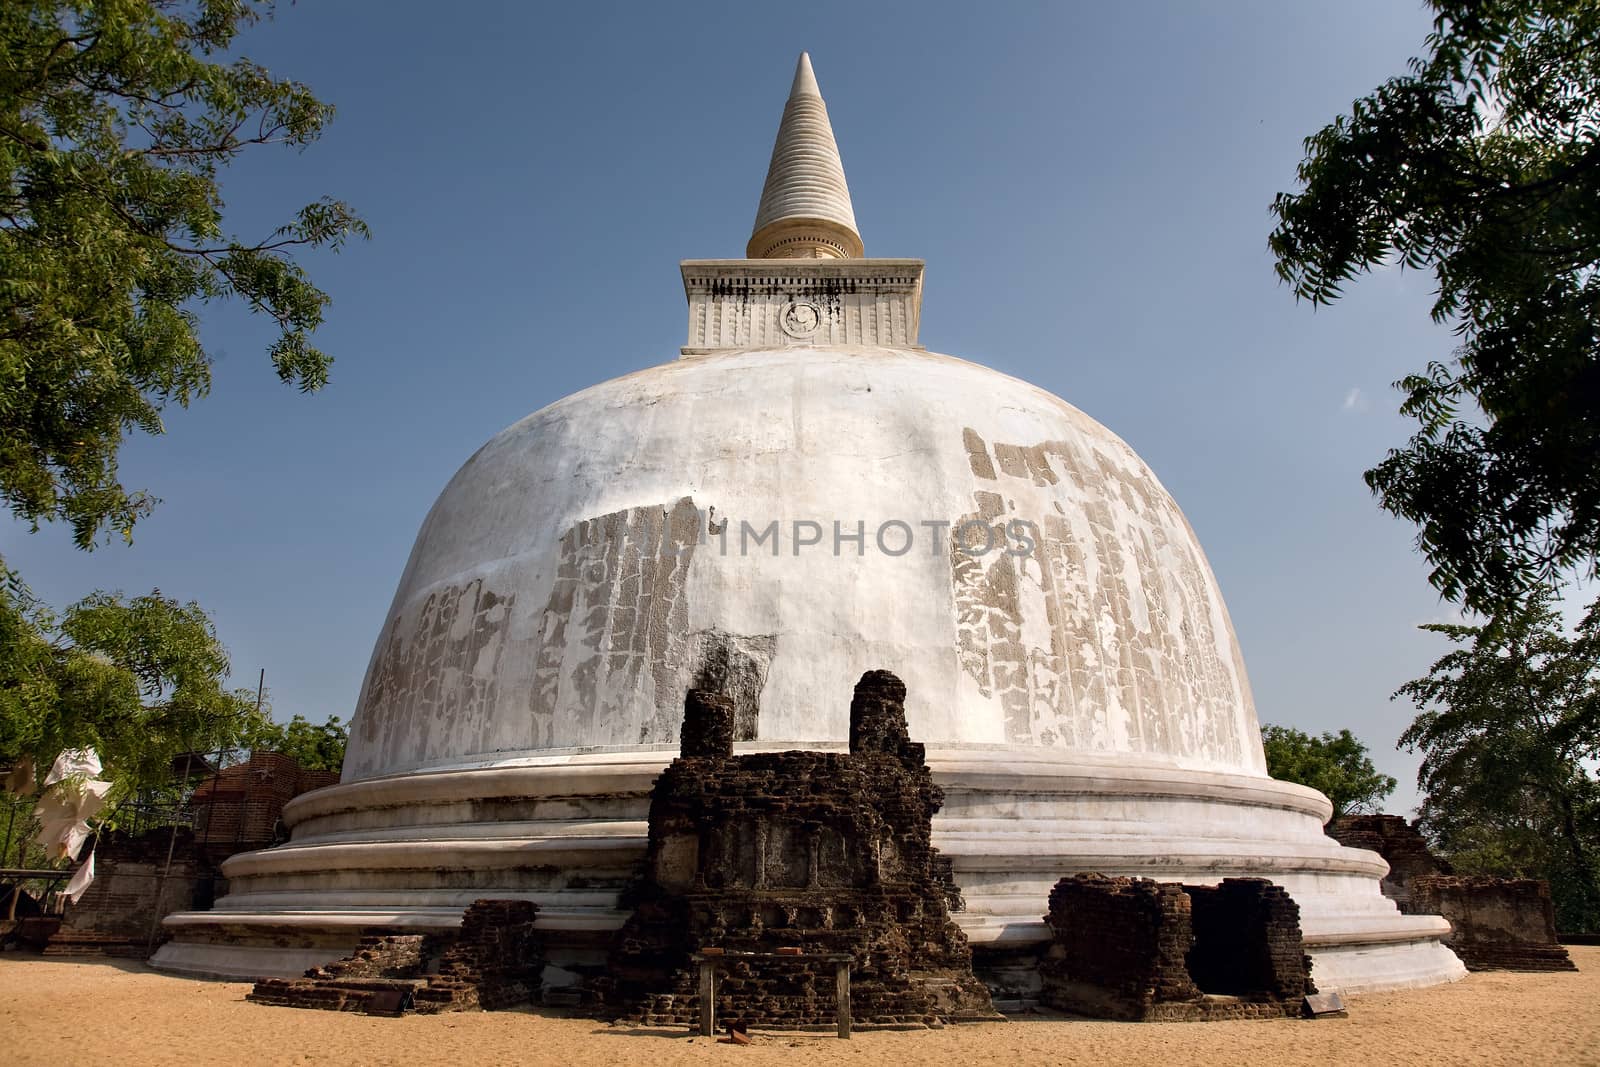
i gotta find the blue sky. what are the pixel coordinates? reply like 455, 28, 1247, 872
6, 2, 1500, 809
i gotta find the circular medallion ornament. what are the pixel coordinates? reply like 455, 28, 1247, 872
780, 300, 821, 339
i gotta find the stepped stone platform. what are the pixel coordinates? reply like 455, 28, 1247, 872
248, 899, 542, 1015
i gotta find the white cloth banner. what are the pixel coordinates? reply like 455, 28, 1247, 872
63, 849, 95, 904
32, 749, 112, 862
43, 749, 103, 787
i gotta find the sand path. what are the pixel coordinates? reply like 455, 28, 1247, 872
2, 949, 1595, 1066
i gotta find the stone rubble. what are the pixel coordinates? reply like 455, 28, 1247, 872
247, 899, 542, 1015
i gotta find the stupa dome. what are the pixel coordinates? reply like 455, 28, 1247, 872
153, 53, 1463, 998
346, 50, 1259, 784
345, 344, 1265, 782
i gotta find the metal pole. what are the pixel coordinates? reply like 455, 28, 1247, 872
230, 668, 264, 852
146, 749, 194, 953
198, 667, 259, 855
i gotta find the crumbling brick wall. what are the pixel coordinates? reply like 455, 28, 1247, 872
190, 752, 339, 850
1409, 876, 1575, 971
247, 934, 441, 1014
248, 900, 543, 1014
305, 934, 434, 979
1185, 880, 1311, 1002
1039, 874, 1311, 1021
1327, 814, 1449, 910
414, 898, 544, 1012
45, 829, 216, 957
1038, 875, 1198, 1021
601, 673, 998, 1029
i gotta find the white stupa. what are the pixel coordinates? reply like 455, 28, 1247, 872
156, 54, 1465, 996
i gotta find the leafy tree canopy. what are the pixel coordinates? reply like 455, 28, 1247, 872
1397, 594, 1600, 930
1261, 723, 1397, 821
1270, 1, 1600, 614
0, 0, 366, 548
0, 568, 263, 801
247, 711, 345, 773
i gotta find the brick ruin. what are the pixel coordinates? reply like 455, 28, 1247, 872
190, 751, 341, 850
18, 752, 338, 958
1330, 814, 1576, 972
1408, 877, 1576, 972
250, 934, 447, 1014
1038, 874, 1313, 1021
37, 828, 212, 957
599, 672, 999, 1029
248, 899, 544, 1014
1327, 814, 1450, 910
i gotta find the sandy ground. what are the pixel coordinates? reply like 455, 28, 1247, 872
2, 949, 1596, 1067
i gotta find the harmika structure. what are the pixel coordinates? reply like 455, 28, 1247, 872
155, 54, 1465, 998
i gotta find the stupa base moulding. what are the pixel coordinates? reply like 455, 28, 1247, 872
153, 746, 1465, 1000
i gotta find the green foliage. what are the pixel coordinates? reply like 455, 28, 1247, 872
1, 790, 47, 867
1261, 724, 1397, 821
1397, 595, 1600, 932
0, 0, 367, 548
1270, 2, 1600, 614
0, 565, 263, 803
246, 712, 345, 773
0, 5, 359, 869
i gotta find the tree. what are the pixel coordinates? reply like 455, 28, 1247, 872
0, 3, 360, 847
1, 0, 366, 548
1270, 2, 1600, 614
1397, 595, 1600, 932
248, 712, 345, 773
1, 566, 345, 865
0, 570, 264, 802
1261, 724, 1397, 821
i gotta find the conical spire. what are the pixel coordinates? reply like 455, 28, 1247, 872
747, 53, 864, 259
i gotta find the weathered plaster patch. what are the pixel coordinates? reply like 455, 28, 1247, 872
952, 430, 1245, 765
963, 427, 997, 480
357, 579, 515, 761
530, 497, 702, 747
